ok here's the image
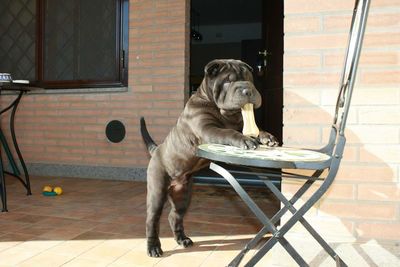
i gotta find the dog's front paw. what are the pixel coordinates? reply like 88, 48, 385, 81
258, 131, 279, 147
147, 238, 163, 257
238, 136, 259, 150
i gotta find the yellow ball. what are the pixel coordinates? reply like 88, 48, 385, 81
43, 186, 52, 192
53, 187, 63, 195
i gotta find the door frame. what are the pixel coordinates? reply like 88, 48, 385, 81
261, 0, 284, 145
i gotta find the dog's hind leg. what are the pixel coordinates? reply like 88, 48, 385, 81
168, 176, 194, 248
146, 158, 169, 257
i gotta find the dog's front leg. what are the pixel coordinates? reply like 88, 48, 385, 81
200, 127, 259, 150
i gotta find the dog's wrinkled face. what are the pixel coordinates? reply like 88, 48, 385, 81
204, 59, 262, 111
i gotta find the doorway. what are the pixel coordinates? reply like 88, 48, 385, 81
190, 0, 283, 187
190, 0, 283, 142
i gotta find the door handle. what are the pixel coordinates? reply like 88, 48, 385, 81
257, 50, 270, 73
259, 50, 268, 56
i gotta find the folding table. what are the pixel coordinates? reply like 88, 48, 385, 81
196, 0, 370, 265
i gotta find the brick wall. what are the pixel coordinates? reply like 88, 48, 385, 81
284, 0, 400, 242
1, 0, 398, 244
1, 0, 189, 178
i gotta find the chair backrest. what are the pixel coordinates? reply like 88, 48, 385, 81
333, 0, 371, 135
320, 0, 370, 156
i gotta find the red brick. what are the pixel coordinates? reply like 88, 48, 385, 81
342, 146, 358, 162
285, 16, 321, 33
356, 222, 400, 240
70, 103, 98, 109
336, 164, 396, 182
284, 54, 321, 69
358, 183, 400, 201
283, 126, 321, 144
69, 148, 97, 155
363, 32, 400, 47
325, 51, 399, 68
341, 125, 399, 144
325, 12, 400, 30
348, 88, 399, 106
358, 107, 400, 124
284, 72, 341, 87
133, 85, 153, 92
319, 201, 397, 220
153, 101, 184, 109
285, 34, 348, 50
284, 88, 321, 106
284, 181, 355, 201
285, 0, 353, 14
323, 15, 352, 31
360, 70, 400, 85
284, 107, 334, 124
359, 145, 400, 163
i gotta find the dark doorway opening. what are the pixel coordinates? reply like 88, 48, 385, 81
190, 0, 283, 188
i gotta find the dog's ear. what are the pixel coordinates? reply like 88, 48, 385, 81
204, 60, 222, 77
242, 62, 253, 73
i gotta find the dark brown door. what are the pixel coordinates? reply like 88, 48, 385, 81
241, 1, 283, 144
262, 0, 284, 144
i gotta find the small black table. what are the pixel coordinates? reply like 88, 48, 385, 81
0, 81, 42, 212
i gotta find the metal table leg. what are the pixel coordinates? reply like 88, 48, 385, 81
9, 91, 31, 195
0, 155, 7, 212
0, 90, 31, 212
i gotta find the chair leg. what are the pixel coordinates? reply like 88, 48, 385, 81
269, 170, 323, 225
210, 163, 308, 266
228, 226, 270, 267
210, 153, 347, 267
247, 152, 346, 266
263, 179, 346, 264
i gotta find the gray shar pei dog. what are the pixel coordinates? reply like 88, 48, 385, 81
140, 59, 278, 257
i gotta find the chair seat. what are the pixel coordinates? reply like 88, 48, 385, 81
197, 144, 332, 170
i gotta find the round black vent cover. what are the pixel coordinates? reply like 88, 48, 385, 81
105, 120, 126, 143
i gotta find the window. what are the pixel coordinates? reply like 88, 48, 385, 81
0, 0, 128, 89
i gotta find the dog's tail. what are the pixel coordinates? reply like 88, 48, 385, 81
140, 117, 157, 155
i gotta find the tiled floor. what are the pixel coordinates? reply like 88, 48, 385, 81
0, 175, 399, 267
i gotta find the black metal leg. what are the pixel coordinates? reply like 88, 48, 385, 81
9, 91, 31, 195
0, 153, 7, 212
246, 145, 347, 266
0, 90, 32, 212
269, 170, 323, 225
228, 226, 270, 267
210, 163, 308, 267
209, 143, 347, 267
263, 179, 346, 264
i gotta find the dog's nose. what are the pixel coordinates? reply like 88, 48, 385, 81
241, 88, 252, 96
